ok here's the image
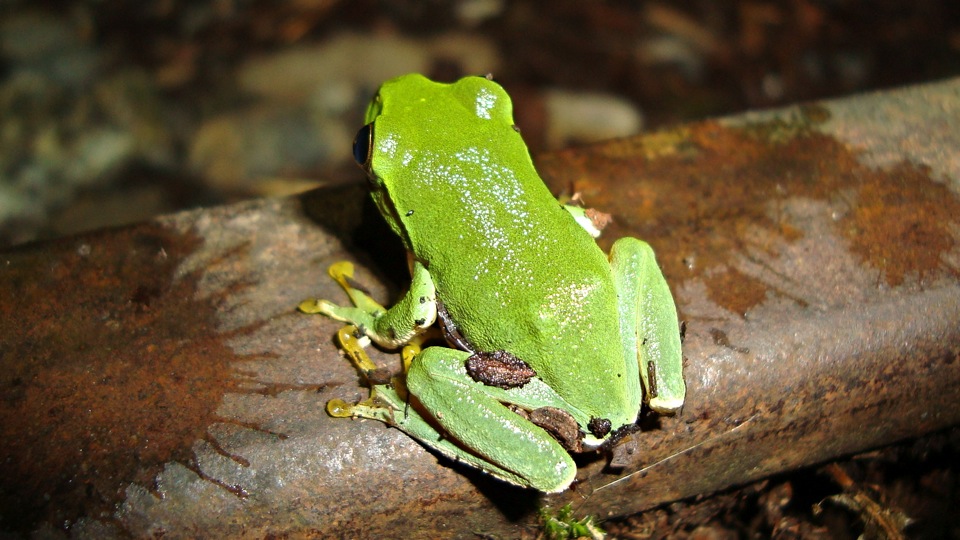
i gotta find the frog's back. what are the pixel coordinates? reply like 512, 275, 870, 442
370, 75, 636, 421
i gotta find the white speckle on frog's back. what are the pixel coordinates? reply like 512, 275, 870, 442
398, 132, 618, 382
454, 146, 545, 305
539, 278, 599, 332
410, 145, 547, 308
378, 133, 399, 157
475, 87, 497, 120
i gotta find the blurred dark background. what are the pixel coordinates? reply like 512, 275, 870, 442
2, 0, 958, 247
1, 2, 959, 537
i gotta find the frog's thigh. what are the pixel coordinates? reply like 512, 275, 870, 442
609, 237, 685, 413
372, 382, 531, 489
406, 347, 577, 493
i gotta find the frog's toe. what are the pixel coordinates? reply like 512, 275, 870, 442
649, 395, 684, 414
297, 297, 327, 313
326, 398, 355, 418
326, 396, 389, 420
327, 260, 355, 280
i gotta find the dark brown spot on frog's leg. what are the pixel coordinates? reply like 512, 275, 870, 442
529, 407, 583, 453
647, 360, 658, 399
414, 318, 426, 327
465, 350, 535, 389
588, 417, 612, 438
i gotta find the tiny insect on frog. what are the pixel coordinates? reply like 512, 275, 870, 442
299, 73, 685, 493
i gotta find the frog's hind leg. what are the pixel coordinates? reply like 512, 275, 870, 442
609, 237, 685, 414
404, 346, 577, 493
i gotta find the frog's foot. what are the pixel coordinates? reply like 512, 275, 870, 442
325, 324, 438, 416
326, 376, 411, 418
401, 327, 438, 371
326, 386, 411, 429
332, 321, 438, 380
325, 261, 390, 314
298, 261, 386, 332
301, 260, 437, 350
324, 324, 411, 422
333, 325, 392, 383
556, 193, 612, 238
327, 394, 382, 419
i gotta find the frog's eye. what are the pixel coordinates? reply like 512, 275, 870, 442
352, 123, 373, 169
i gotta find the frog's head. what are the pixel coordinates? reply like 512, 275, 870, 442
350, 84, 409, 248
351, 73, 521, 251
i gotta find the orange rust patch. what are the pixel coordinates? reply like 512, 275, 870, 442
0, 225, 256, 532
843, 162, 957, 286
702, 266, 769, 317
538, 108, 960, 314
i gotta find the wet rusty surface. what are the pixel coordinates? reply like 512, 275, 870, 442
534, 78, 960, 518
539, 104, 960, 316
0, 79, 959, 538
1, 225, 244, 530
0, 218, 317, 535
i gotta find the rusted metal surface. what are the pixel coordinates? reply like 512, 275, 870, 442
2, 78, 959, 538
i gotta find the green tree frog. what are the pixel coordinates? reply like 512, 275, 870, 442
300, 73, 685, 493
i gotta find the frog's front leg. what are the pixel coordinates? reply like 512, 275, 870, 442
405, 346, 578, 493
299, 260, 437, 349
609, 237, 686, 413
562, 202, 612, 239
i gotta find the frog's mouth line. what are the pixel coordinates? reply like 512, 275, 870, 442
369, 183, 413, 250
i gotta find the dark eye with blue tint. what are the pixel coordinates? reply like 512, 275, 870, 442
352, 123, 373, 168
